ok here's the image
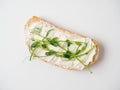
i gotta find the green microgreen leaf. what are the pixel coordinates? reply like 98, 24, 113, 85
42, 29, 53, 41
75, 41, 81, 46
45, 50, 56, 56
66, 40, 72, 47
30, 41, 41, 61
31, 41, 40, 49
75, 41, 82, 55
81, 43, 87, 51
47, 37, 59, 47
63, 50, 72, 59
75, 50, 81, 55
41, 44, 47, 49
46, 29, 53, 37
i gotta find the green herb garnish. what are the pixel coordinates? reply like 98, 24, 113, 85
47, 37, 59, 47
81, 43, 87, 51
66, 40, 72, 47
75, 41, 81, 46
41, 44, 47, 49
29, 41, 41, 61
46, 29, 53, 37
75, 41, 82, 55
75, 56, 93, 74
42, 29, 53, 41
31, 41, 40, 49
77, 45, 95, 57
45, 50, 56, 56
28, 27, 96, 73
63, 50, 72, 59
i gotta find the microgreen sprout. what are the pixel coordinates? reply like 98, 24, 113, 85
28, 27, 95, 73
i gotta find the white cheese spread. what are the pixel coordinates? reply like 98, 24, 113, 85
27, 22, 96, 70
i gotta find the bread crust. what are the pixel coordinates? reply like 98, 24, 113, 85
24, 16, 99, 70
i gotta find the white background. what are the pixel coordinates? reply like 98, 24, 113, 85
0, 0, 120, 90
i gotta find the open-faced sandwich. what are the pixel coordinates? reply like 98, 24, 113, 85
24, 16, 99, 73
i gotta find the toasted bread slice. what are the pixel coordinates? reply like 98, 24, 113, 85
24, 16, 99, 71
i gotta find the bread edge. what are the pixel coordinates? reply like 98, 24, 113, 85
24, 16, 99, 70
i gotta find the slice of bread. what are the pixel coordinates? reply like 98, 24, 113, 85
24, 16, 99, 71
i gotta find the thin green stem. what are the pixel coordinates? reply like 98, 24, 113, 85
29, 49, 36, 61
39, 34, 44, 38
57, 40, 66, 42
75, 44, 81, 54
58, 44, 67, 51
76, 45, 95, 57
75, 56, 93, 74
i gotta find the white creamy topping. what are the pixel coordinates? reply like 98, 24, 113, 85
27, 22, 96, 70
